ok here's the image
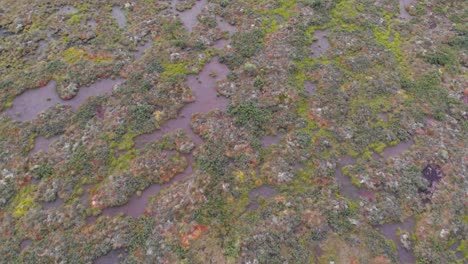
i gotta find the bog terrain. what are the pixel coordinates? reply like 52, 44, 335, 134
0, 0, 467, 263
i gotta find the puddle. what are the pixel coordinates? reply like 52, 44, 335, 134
310, 29, 330, 58
86, 19, 97, 30
95, 248, 126, 264
58, 5, 78, 15
134, 58, 229, 148
449, 240, 465, 260
379, 113, 389, 122
377, 140, 414, 160
31, 135, 59, 155
377, 217, 416, 263
216, 16, 236, 36
260, 134, 282, 148
0, 27, 14, 37
134, 42, 152, 60
40, 198, 63, 210
304, 81, 317, 97
111, 6, 127, 29
399, 0, 415, 20
3, 78, 123, 122
177, 0, 208, 32
20, 239, 32, 251
247, 185, 279, 210
335, 156, 375, 201
37, 40, 48, 60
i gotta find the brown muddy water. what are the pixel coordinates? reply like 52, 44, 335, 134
310, 29, 330, 58
377, 217, 416, 263
134, 57, 230, 148
4, 79, 123, 122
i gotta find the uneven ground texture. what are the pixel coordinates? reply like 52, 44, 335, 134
0, 0, 467, 263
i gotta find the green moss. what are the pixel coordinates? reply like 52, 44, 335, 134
110, 132, 136, 150
63, 47, 86, 64
369, 141, 386, 154
110, 149, 137, 172
161, 61, 188, 79
456, 240, 468, 259
11, 185, 38, 217
68, 14, 83, 24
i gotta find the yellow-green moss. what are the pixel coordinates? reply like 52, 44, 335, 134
11, 185, 38, 217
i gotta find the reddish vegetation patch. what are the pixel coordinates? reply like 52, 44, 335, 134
180, 224, 208, 248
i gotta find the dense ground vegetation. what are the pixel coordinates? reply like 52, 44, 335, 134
0, 0, 466, 263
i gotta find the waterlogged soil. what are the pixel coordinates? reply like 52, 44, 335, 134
399, 0, 416, 20
4, 79, 123, 122
31, 135, 59, 155
20, 239, 32, 251
378, 217, 416, 263
134, 42, 152, 60
247, 185, 279, 210
134, 58, 229, 148
39, 198, 63, 210
373, 140, 414, 161
94, 248, 126, 264
260, 134, 283, 148
335, 156, 375, 201
58, 5, 78, 15
177, 0, 208, 32
99, 154, 195, 218
310, 29, 330, 58
111, 6, 127, 29
304, 81, 317, 97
